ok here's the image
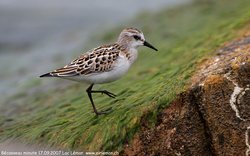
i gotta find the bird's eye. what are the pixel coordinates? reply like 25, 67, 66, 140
133, 35, 140, 40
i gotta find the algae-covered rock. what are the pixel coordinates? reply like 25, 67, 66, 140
123, 30, 250, 156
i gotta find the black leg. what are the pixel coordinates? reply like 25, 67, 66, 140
86, 84, 113, 116
86, 84, 99, 115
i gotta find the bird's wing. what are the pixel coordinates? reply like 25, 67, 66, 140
40, 44, 121, 77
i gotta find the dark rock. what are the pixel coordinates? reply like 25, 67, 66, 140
123, 33, 250, 155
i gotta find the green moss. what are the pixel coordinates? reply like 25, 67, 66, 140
1, 0, 250, 152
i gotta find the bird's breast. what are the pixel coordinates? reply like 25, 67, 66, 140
122, 48, 138, 65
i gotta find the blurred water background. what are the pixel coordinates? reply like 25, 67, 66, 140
0, 0, 188, 103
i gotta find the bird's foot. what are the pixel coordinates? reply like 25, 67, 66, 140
100, 90, 116, 98
95, 107, 113, 116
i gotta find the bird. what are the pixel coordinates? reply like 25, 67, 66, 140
40, 27, 158, 116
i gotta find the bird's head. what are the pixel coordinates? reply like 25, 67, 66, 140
117, 27, 158, 51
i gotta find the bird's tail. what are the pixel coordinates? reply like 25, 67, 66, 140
39, 72, 53, 77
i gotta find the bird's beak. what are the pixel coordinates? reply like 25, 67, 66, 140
143, 41, 158, 51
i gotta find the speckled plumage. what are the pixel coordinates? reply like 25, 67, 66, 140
50, 44, 123, 76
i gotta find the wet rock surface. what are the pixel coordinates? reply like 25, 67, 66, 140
123, 32, 250, 156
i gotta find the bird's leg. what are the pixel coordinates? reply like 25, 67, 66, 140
91, 90, 116, 98
86, 84, 99, 115
86, 84, 112, 116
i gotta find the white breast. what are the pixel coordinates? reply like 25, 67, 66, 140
128, 48, 138, 65
87, 55, 131, 84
